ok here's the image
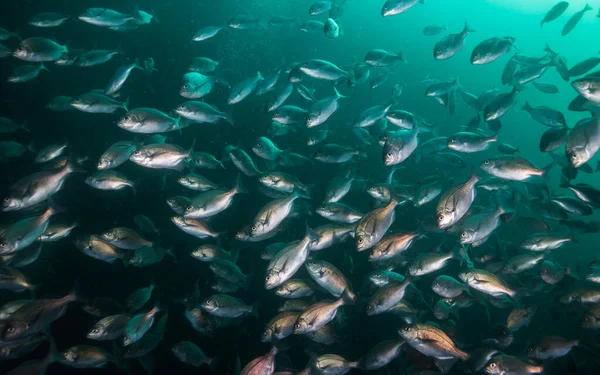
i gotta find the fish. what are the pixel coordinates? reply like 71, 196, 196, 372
470, 37, 516, 65
436, 173, 480, 229
541, 2, 569, 27
566, 117, 600, 168
562, 3, 593, 36
399, 323, 469, 360
434, 22, 475, 60
381, 0, 424, 17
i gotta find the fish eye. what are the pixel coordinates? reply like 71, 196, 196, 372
303, 63, 308, 67
404, 326, 411, 332
7, 327, 15, 333
206, 300, 213, 305
255, 144, 262, 148
484, 160, 490, 165
358, 238, 364, 244
386, 152, 393, 158
3, 198, 8, 202
266, 276, 271, 281
489, 363, 497, 368
527, 347, 533, 353
186, 206, 193, 211
366, 304, 372, 310
450, 138, 457, 143
435, 282, 441, 287
570, 153, 577, 159
183, 84, 189, 89
133, 150, 140, 155
295, 323, 301, 328
375, 272, 381, 277
583, 317, 589, 322
92, 328, 99, 333
461, 232, 467, 238
438, 215, 444, 221
251, 226, 257, 231
179, 105, 185, 110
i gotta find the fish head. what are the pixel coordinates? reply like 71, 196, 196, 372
437, 210, 455, 229
12, 45, 32, 61
265, 271, 281, 290
258, 174, 276, 186
261, 328, 273, 343
128, 253, 143, 266
129, 148, 149, 164
571, 79, 591, 92
368, 271, 388, 287
84, 176, 99, 188
86, 324, 105, 340
581, 313, 597, 329
433, 301, 450, 319
70, 97, 91, 111
118, 113, 143, 131
200, 297, 218, 313
2, 196, 21, 211
446, 136, 461, 151
306, 115, 318, 128
398, 324, 418, 340
174, 103, 191, 118
305, 259, 322, 275
355, 233, 371, 251
74, 236, 93, 251
459, 229, 476, 244
192, 247, 211, 261
431, 279, 446, 295
61, 349, 77, 363
293, 317, 309, 334
383, 146, 401, 166
433, 44, 446, 60
368, 247, 386, 261
457, 270, 472, 283
177, 176, 193, 188
480, 159, 497, 174
122, 334, 133, 346
559, 293, 575, 304
234, 228, 251, 241
171, 343, 185, 358
0, 319, 27, 341
97, 157, 111, 170
101, 230, 116, 242
470, 50, 488, 65
381, 1, 400, 17
316, 206, 332, 218
367, 185, 389, 202
250, 222, 265, 237
526, 346, 539, 358
484, 359, 504, 375
567, 146, 589, 168
179, 83, 201, 99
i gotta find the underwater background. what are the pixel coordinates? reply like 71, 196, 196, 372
1, 1, 600, 374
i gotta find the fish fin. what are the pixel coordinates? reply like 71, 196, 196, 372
250, 301, 260, 318
234, 174, 248, 194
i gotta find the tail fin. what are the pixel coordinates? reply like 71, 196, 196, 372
234, 174, 248, 194
462, 21, 476, 34
250, 301, 260, 318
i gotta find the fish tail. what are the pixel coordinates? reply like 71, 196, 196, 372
234, 174, 249, 194
250, 301, 260, 318
462, 21, 476, 34
520, 100, 532, 112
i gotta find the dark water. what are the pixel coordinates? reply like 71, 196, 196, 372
1, 1, 600, 374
